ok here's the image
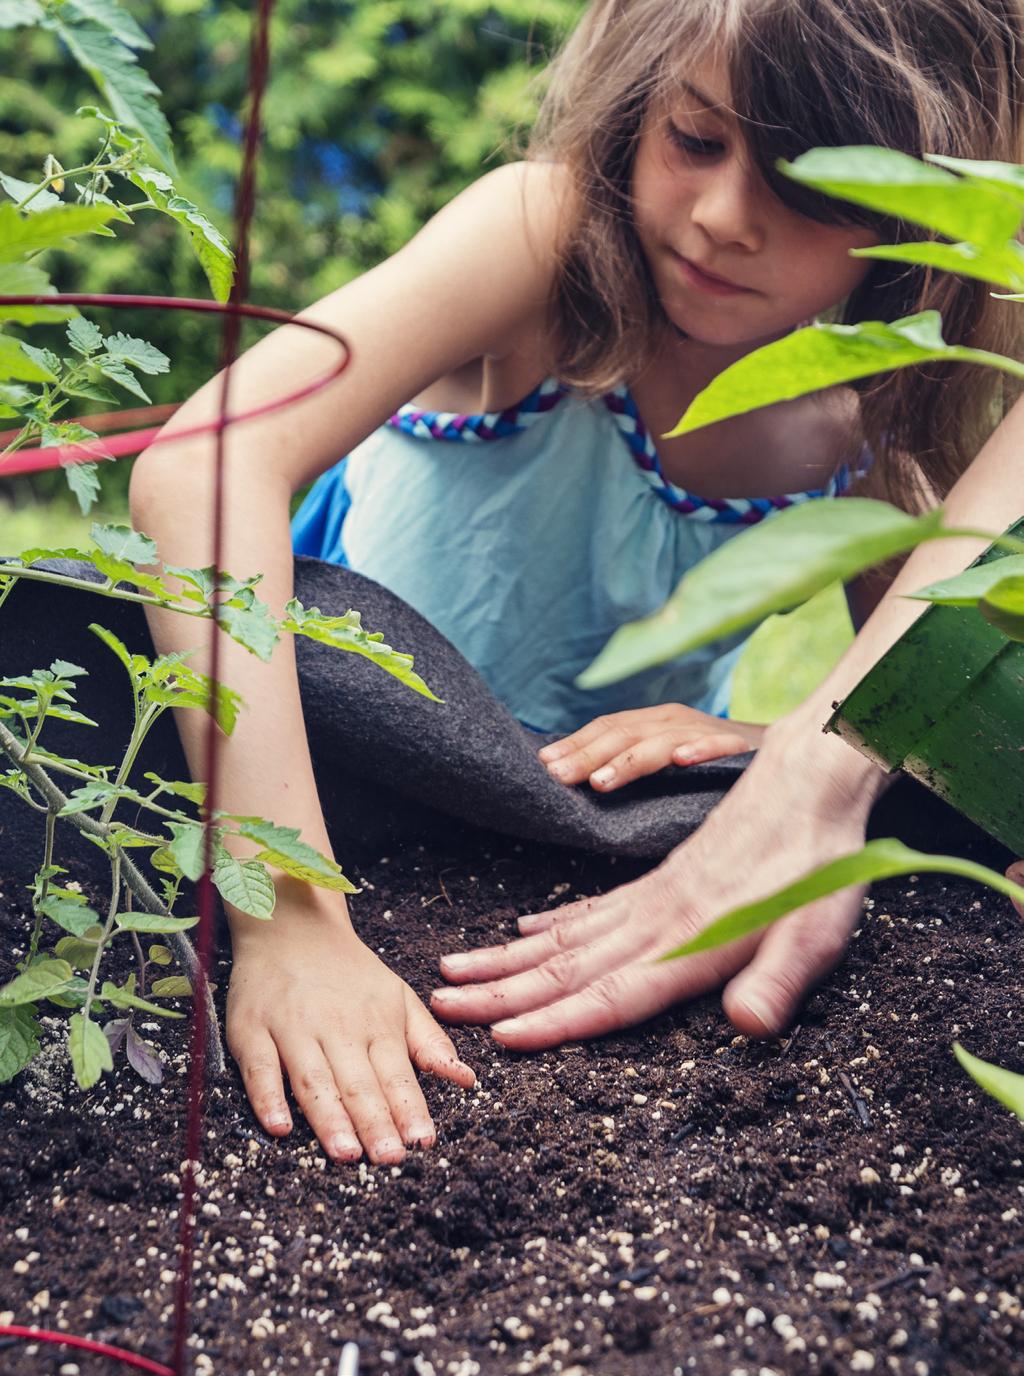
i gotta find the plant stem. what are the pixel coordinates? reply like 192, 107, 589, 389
0, 720, 225, 1075
0, 565, 209, 619
28, 806, 58, 963
83, 849, 121, 1024
131, 930, 147, 996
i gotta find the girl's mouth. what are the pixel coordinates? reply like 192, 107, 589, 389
672, 251, 752, 296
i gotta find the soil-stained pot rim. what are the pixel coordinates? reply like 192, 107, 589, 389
829, 516, 1024, 855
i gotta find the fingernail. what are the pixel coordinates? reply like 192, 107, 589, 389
673, 745, 697, 763
265, 1112, 291, 1132
441, 954, 470, 975
492, 1019, 517, 1035
538, 743, 561, 760
591, 766, 614, 786
459, 1062, 478, 1086
736, 992, 778, 1035
431, 986, 458, 1002
517, 913, 542, 932
406, 1121, 434, 1147
373, 1136, 404, 1162
546, 759, 568, 777
329, 1132, 361, 1159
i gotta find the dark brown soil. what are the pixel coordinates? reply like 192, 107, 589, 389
1, 828, 1023, 1376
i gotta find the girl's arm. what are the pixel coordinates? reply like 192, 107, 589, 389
129, 162, 566, 1162
432, 389, 1024, 1048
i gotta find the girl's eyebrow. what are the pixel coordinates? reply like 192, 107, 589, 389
677, 79, 733, 119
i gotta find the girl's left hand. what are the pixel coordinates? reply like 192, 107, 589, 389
537, 705, 764, 792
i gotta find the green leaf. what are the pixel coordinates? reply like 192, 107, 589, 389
660, 839, 1024, 959
926, 153, 1024, 209
148, 943, 172, 966
143, 663, 242, 735
781, 145, 1024, 250
150, 976, 192, 997
149, 845, 183, 878
63, 0, 152, 50
0, 170, 62, 211
282, 601, 440, 701
69, 1011, 114, 1088
96, 355, 150, 402
65, 459, 102, 516
115, 911, 200, 933
90, 522, 159, 567
211, 848, 276, 919
667, 312, 1021, 438
579, 500, 945, 688
0, 958, 74, 1006
166, 820, 207, 882
907, 556, 1024, 607
228, 816, 357, 893
100, 979, 184, 1017
0, 335, 58, 383
217, 601, 279, 663
143, 772, 206, 805
0, 1006, 41, 1083
0, 201, 127, 261
125, 166, 234, 302
0, 1, 45, 28
67, 316, 105, 353
39, 893, 101, 936
0, 260, 73, 323
103, 332, 169, 375
850, 238, 1024, 292
55, 934, 101, 970
953, 1043, 1024, 1120
88, 622, 135, 679
979, 574, 1024, 642
48, 17, 175, 171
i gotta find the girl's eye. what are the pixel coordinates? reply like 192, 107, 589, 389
667, 124, 724, 159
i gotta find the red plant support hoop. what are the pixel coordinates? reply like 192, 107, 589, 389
0, 0, 362, 1369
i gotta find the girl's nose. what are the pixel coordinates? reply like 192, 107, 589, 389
689, 162, 765, 253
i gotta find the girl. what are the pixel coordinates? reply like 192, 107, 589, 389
130, 0, 1024, 1165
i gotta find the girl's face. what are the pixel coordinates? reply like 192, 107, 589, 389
631, 52, 880, 348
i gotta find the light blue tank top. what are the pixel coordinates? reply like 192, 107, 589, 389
292, 378, 854, 734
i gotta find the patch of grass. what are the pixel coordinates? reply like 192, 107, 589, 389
731, 581, 854, 724
0, 499, 126, 557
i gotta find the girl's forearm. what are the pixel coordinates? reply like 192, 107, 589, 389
771, 391, 1024, 796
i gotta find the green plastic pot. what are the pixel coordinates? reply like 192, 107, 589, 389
828, 518, 1024, 855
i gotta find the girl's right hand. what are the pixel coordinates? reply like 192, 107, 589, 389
224, 885, 476, 1164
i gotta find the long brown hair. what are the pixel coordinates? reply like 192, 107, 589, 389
529, 0, 1024, 508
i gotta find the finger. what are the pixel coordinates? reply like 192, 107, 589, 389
367, 1036, 437, 1150
517, 894, 601, 935
230, 1025, 293, 1138
273, 1035, 363, 1162
537, 715, 626, 763
320, 1041, 407, 1165
1006, 861, 1024, 919
434, 913, 660, 1025
590, 732, 687, 791
489, 946, 731, 1052
673, 732, 754, 766
721, 897, 862, 1038
543, 723, 642, 784
405, 992, 478, 1088
439, 897, 621, 986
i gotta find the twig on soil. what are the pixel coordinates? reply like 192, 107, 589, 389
837, 1070, 872, 1128
778, 1023, 802, 1060
854, 1265, 933, 1300
0, 720, 226, 1076
667, 1120, 697, 1144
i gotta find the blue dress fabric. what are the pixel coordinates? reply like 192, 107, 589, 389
291, 378, 855, 735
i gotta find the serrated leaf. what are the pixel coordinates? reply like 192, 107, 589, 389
0, 1005, 41, 1083
90, 522, 158, 566
96, 354, 150, 402
147, 943, 172, 966
103, 332, 169, 375
65, 459, 101, 515
227, 816, 357, 893
283, 601, 439, 700
211, 848, 276, 919
63, 0, 152, 50
125, 166, 234, 301
125, 1024, 163, 1083
580, 500, 946, 688
166, 820, 207, 881
115, 911, 199, 933
953, 1043, 1024, 1120
0, 201, 126, 261
48, 18, 175, 171
69, 1011, 113, 1088
0, 958, 74, 1005
661, 839, 1024, 959
0, 260, 73, 323
39, 893, 101, 936
218, 601, 279, 663
100, 979, 184, 1017
150, 976, 192, 997
66, 316, 104, 355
